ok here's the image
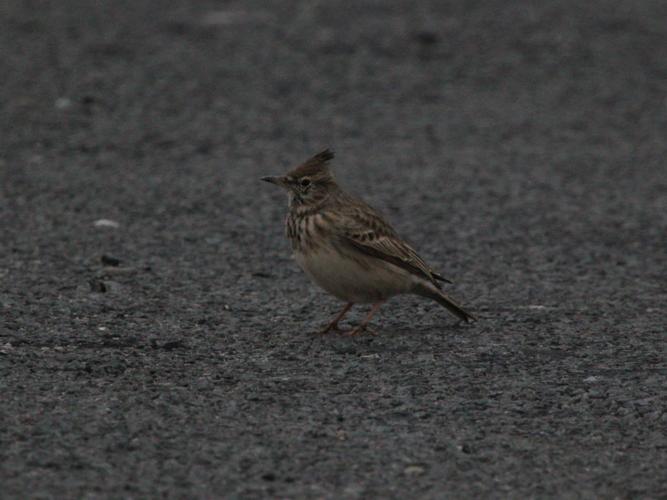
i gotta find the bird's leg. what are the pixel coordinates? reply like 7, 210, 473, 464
345, 301, 385, 336
319, 303, 354, 334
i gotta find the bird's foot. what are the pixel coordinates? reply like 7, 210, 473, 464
317, 322, 342, 335
342, 324, 378, 337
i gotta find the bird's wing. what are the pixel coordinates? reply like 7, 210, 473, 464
333, 203, 452, 286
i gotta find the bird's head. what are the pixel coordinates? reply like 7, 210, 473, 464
262, 149, 337, 206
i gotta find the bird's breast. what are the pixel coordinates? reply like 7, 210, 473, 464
285, 212, 330, 253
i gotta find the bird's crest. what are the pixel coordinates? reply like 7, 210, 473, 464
288, 149, 335, 178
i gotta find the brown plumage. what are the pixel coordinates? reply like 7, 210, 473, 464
262, 149, 476, 335
287, 149, 335, 178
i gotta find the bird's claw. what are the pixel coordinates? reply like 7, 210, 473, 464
317, 323, 342, 335
342, 325, 377, 337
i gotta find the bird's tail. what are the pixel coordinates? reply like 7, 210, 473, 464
416, 285, 476, 323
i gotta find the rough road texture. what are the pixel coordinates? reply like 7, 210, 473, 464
1, 1, 666, 498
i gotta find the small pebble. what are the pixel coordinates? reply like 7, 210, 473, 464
404, 465, 425, 476
89, 279, 107, 293
0, 342, 14, 354
55, 97, 72, 109
93, 219, 120, 228
101, 255, 121, 266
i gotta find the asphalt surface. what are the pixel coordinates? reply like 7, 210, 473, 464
2, 0, 666, 498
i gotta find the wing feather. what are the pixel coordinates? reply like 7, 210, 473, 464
332, 203, 452, 286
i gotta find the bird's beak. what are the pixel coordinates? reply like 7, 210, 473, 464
261, 176, 287, 187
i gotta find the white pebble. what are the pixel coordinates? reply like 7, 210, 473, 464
93, 219, 120, 228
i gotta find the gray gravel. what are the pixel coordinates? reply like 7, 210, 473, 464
1, 0, 666, 498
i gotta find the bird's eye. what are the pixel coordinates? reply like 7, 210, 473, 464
300, 178, 311, 187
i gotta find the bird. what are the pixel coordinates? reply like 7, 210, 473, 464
262, 149, 476, 335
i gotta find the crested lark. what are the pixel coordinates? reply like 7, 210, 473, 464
262, 149, 475, 335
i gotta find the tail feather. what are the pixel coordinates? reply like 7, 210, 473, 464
417, 286, 476, 323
